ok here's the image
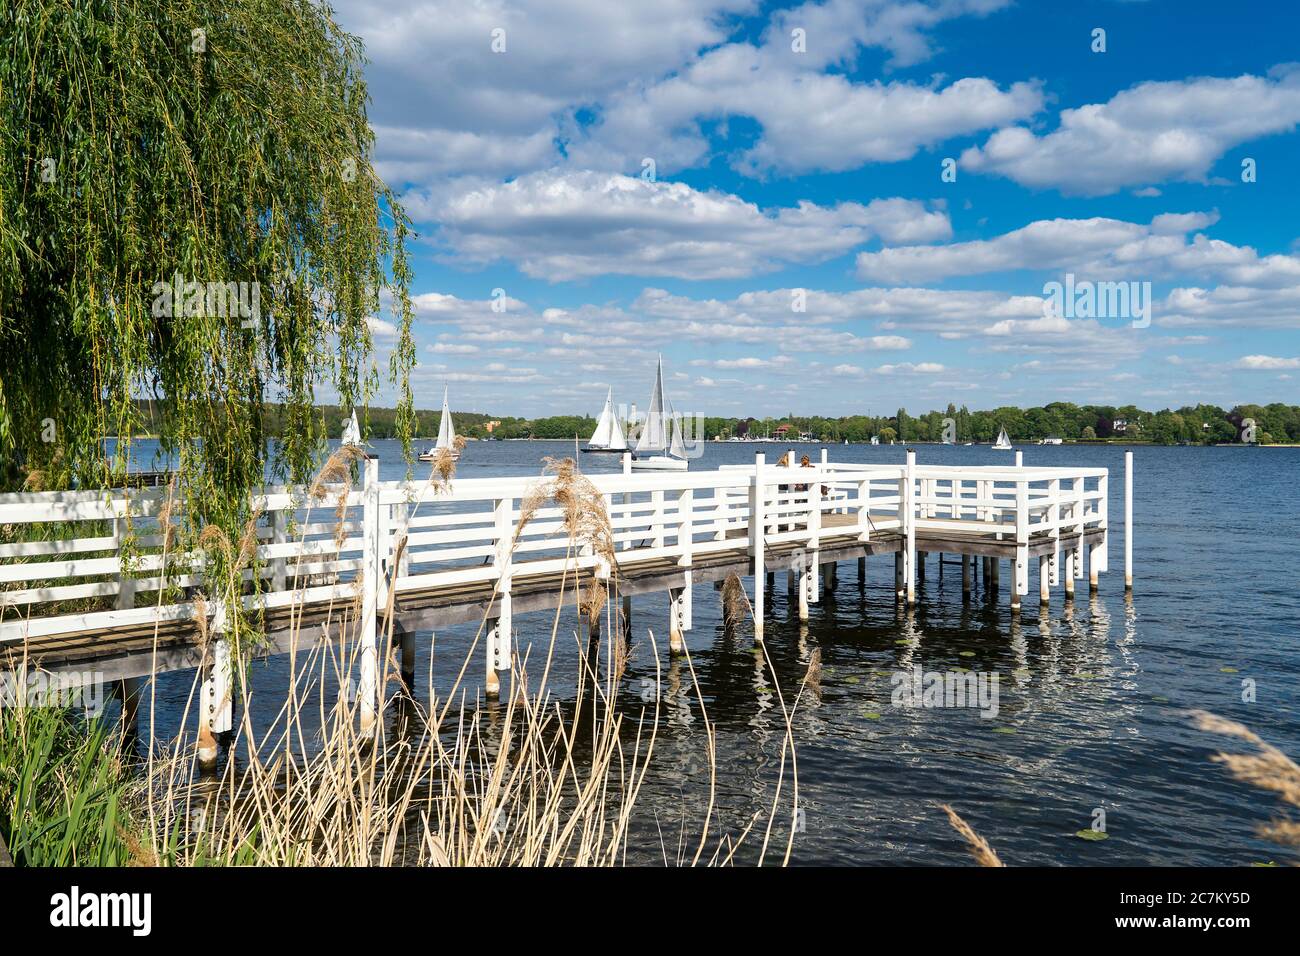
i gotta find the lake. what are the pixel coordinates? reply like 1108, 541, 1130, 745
128, 438, 1300, 865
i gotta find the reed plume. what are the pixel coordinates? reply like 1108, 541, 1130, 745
1191, 710, 1300, 856
941, 804, 1004, 867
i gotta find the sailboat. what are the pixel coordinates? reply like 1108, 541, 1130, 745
582, 387, 628, 454
340, 410, 361, 447
993, 426, 1013, 450
631, 357, 689, 471
419, 385, 460, 461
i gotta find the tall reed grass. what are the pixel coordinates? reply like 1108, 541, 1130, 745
3, 453, 799, 866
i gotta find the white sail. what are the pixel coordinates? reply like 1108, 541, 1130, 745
668, 409, 687, 459
993, 426, 1011, 450
436, 385, 455, 449
341, 410, 361, 446
607, 405, 627, 450
634, 356, 669, 454
588, 388, 616, 447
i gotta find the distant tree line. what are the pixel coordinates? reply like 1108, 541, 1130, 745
718, 402, 1300, 445
127, 400, 1300, 446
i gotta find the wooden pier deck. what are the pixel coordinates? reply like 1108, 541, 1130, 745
1, 450, 1114, 733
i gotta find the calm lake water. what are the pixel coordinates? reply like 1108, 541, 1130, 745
126, 439, 1299, 865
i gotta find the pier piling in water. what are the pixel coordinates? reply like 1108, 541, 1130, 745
1125, 450, 1133, 591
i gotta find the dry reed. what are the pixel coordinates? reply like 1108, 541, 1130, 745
1192, 710, 1300, 857
940, 804, 1004, 866
123, 450, 794, 866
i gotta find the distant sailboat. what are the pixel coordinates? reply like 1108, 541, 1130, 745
582, 387, 628, 454
631, 356, 688, 471
993, 426, 1012, 450
341, 409, 361, 447
419, 385, 460, 461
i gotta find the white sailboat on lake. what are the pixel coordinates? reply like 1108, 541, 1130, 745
340, 409, 361, 447
582, 387, 628, 454
631, 356, 689, 471
419, 385, 460, 461
993, 425, 1013, 450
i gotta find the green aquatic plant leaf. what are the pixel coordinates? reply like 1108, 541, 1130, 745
1075, 829, 1109, 841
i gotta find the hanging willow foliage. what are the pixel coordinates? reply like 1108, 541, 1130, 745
0, 0, 415, 640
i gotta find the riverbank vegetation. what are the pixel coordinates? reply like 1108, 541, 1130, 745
117, 399, 1297, 446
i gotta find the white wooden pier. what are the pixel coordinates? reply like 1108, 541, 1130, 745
1, 450, 1117, 736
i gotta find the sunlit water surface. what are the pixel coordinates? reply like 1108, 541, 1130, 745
118, 440, 1299, 865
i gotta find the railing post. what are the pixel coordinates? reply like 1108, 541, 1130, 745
1048, 477, 1060, 587
357, 456, 380, 735
750, 453, 765, 640
271, 507, 288, 592
904, 450, 916, 605
806, 468, 821, 604
114, 516, 136, 610
487, 496, 513, 696
669, 488, 693, 654
1012, 468, 1028, 613
1124, 450, 1133, 591
651, 489, 665, 549
1073, 476, 1086, 583
1097, 468, 1107, 580
856, 477, 871, 542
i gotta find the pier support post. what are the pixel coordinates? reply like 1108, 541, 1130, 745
1065, 549, 1076, 601
199, 600, 232, 770
1039, 554, 1050, 607
1124, 450, 1133, 591
917, 551, 926, 585
1012, 466, 1029, 614
485, 617, 502, 697
485, 496, 515, 697
894, 551, 904, 600
114, 527, 142, 743
750, 453, 766, 641
905, 449, 917, 605
622, 453, 633, 633
357, 456, 381, 736
668, 580, 692, 654
962, 555, 971, 602
399, 626, 416, 695
798, 558, 811, 622
1091, 470, 1107, 593
118, 678, 142, 745
858, 556, 866, 585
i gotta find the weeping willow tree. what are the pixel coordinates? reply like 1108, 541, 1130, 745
0, 0, 415, 635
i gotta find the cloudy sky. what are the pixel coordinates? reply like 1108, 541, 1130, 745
334, 0, 1300, 418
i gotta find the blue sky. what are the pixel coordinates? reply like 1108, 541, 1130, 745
331, 0, 1300, 417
